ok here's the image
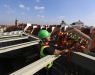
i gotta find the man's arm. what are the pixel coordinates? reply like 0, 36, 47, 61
43, 46, 69, 55
54, 49, 69, 55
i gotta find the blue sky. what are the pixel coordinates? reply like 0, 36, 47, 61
0, 0, 95, 26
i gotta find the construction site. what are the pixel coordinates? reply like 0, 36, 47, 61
0, 20, 95, 75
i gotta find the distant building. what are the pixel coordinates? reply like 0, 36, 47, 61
0, 26, 7, 32
15, 19, 18, 26
71, 20, 85, 29
60, 20, 67, 27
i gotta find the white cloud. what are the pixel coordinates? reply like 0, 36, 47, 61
34, 6, 45, 10
37, 15, 45, 18
19, 4, 25, 8
19, 4, 30, 11
36, 0, 40, 2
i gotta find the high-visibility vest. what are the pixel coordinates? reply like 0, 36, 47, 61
40, 45, 53, 69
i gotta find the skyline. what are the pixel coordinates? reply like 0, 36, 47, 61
0, 0, 95, 26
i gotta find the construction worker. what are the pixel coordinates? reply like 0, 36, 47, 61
38, 29, 69, 75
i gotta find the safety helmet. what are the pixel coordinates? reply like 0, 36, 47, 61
38, 30, 50, 39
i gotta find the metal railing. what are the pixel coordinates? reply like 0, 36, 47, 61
0, 40, 40, 53
10, 55, 60, 75
0, 31, 24, 38
0, 36, 28, 43
10, 52, 95, 75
